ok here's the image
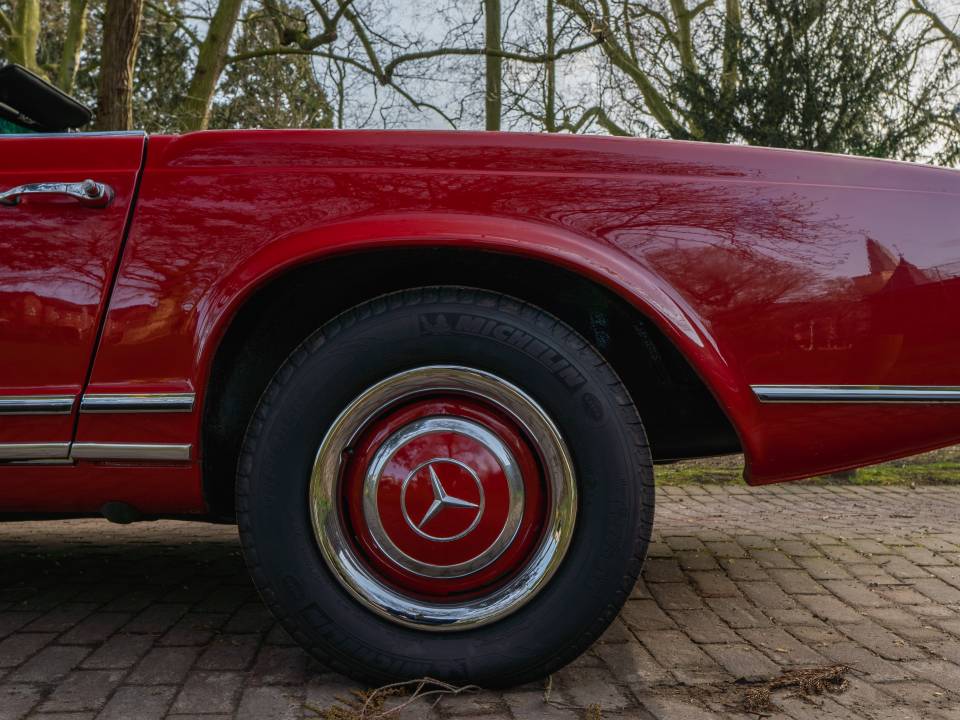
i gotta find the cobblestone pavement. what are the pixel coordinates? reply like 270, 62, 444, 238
2, 484, 960, 719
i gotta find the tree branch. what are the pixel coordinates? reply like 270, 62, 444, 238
145, 0, 200, 46
559, 0, 688, 138
720, 0, 741, 109
690, 0, 714, 17
181, 0, 243, 130
632, 5, 673, 40
297, 28, 338, 50
545, 0, 557, 131
7, 0, 42, 71
339, 0, 385, 80
329, 0, 355, 27
227, 45, 371, 74
485, 0, 501, 130
0, 7, 13, 38
57, 0, 89, 92
306, 0, 330, 25
911, 0, 960, 54
224, 41, 456, 129
564, 104, 630, 135
669, 0, 698, 77
390, 81, 459, 128
262, 0, 293, 38
380, 37, 601, 83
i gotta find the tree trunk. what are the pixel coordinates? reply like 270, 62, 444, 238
58, 0, 90, 93
717, 0, 741, 138
94, 0, 144, 130
7, 0, 42, 72
669, 0, 698, 77
484, 0, 501, 131
545, 0, 556, 132
180, 0, 243, 131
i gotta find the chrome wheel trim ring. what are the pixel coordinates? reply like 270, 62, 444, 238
309, 365, 577, 631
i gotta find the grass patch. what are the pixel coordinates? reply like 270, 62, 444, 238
655, 446, 960, 486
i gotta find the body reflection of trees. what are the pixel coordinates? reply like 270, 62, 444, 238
0, 179, 133, 386
495, 174, 857, 318
603, 183, 852, 268
645, 244, 822, 316
90, 133, 958, 390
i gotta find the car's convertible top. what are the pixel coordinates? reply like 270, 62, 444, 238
0, 63, 91, 134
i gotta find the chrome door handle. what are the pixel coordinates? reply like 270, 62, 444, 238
0, 179, 113, 208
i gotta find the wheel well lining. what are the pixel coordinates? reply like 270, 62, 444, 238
201, 247, 740, 518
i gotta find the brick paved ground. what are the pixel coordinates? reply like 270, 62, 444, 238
2, 484, 960, 719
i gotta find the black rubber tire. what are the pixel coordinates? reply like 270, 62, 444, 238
236, 286, 654, 687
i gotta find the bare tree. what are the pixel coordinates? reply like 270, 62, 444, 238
181, 0, 244, 129
544, 0, 556, 131
95, 0, 145, 130
906, 1, 960, 54
898, 1, 960, 165
484, 0, 501, 129
213, 0, 599, 131
1, 0, 42, 72
58, 0, 90, 93
6, 0, 954, 167
0, 0, 89, 91
61, 0, 599, 133
212, 2, 334, 129
520, 0, 960, 163
554, 0, 739, 138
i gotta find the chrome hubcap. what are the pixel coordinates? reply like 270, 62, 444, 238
309, 365, 577, 630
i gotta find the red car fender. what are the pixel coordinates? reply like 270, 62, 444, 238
193, 211, 754, 456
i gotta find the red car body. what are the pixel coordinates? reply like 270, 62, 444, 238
3, 129, 960, 516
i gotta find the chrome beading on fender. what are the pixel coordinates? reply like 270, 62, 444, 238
0, 442, 191, 463
70, 443, 192, 461
80, 393, 195, 413
0, 442, 71, 460
0, 396, 75, 415
309, 365, 577, 631
752, 385, 960, 403
0, 393, 196, 417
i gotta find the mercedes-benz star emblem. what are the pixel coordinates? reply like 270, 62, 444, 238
400, 458, 485, 542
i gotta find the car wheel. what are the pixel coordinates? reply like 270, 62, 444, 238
236, 286, 654, 686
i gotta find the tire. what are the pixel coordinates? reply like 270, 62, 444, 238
236, 286, 654, 687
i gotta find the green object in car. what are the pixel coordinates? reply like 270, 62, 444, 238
0, 115, 32, 134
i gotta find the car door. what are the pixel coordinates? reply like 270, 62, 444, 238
0, 132, 145, 460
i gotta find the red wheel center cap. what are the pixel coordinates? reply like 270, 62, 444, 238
401, 459, 485, 542
362, 416, 525, 579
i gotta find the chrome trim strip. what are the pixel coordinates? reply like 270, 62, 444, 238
0, 131, 147, 139
70, 443, 192, 461
0, 396, 75, 415
80, 393, 195, 413
752, 385, 960, 403
0, 443, 71, 460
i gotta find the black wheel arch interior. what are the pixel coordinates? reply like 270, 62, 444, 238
201, 247, 741, 519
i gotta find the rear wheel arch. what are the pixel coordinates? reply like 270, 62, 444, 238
200, 246, 742, 518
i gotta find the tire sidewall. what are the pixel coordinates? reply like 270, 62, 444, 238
238, 288, 652, 685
